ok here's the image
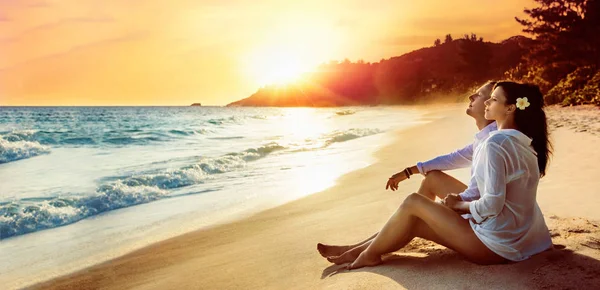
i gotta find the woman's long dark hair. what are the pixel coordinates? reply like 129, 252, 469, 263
493, 81, 553, 177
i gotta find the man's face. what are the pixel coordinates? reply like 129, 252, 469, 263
466, 84, 492, 118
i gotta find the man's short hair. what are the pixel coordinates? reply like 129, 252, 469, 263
482, 80, 497, 98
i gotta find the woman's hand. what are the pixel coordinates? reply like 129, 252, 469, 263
443, 194, 468, 213
385, 171, 409, 191
443, 194, 461, 208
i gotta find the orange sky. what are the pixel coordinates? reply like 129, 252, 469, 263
0, 0, 534, 106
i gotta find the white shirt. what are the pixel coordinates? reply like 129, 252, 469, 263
468, 129, 552, 261
416, 122, 497, 201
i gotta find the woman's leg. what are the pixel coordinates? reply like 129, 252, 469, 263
348, 193, 506, 269
326, 239, 373, 264
317, 233, 377, 258
318, 171, 467, 258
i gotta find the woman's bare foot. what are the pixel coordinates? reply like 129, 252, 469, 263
317, 243, 353, 258
346, 251, 382, 270
326, 247, 361, 264
326, 242, 370, 264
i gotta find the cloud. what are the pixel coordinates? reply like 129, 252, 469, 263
398, 14, 523, 43
65, 15, 116, 23
0, 20, 68, 43
0, 36, 16, 44
26, 0, 53, 8
30, 14, 116, 28
335, 17, 357, 28
1, 14, 116, 42
15, 20, 65, 34
0, 32, 148, 72
0, 15, 10, 22
380, 35, 438, 46
409, 15, 515, 31
0, 0, 53, 8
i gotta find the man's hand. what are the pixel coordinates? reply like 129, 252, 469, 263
385, 171, 409, 191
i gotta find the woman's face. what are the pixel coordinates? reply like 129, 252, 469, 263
484, 87, 513, 121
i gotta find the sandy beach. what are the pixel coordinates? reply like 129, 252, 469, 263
29, 104, 600, 290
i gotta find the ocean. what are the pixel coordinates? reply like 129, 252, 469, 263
0, 106, 425, 287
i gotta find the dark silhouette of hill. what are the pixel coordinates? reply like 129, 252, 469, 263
227, 35, 533, 107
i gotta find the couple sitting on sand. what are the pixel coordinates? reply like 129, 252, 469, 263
318, 81, 554, 270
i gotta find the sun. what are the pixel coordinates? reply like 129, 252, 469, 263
247, 48, 312, 86
242, 19, 340, 87
259, 57, 305, 86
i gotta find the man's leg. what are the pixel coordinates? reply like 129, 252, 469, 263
319, 170, 467, 259
417, 170, 467, 200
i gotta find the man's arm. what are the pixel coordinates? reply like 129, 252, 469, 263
416, 143, 473, 175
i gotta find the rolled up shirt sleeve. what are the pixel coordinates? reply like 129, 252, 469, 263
459, 182, 481, 202
469, 142, 508, 224
416, 143, 473, 175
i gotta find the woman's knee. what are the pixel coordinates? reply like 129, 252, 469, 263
400, 192, 426, 209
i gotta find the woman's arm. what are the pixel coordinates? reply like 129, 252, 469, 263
468, 141, 508, 223
458, 179, 481, 201
455, 201, 471, 213
443, 194, 471, 213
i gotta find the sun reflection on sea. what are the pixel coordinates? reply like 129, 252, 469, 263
276, 108, 331, 149
270, 108, 365, 198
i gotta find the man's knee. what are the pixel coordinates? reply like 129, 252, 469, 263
421, 170, 446, 187
420, 170, 443, 192
424, 170, 444, 180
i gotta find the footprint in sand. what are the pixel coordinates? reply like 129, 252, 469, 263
531, 216, 600, 289
581, 237, 600, 250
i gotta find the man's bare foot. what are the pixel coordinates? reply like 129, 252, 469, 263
317, 243, 353, 258
346, 251, 382, 270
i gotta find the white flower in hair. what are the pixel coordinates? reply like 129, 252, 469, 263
516, 97, 530, 110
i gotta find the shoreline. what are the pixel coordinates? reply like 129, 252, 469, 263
28, 104, 600, 289
3, 105, 437, 289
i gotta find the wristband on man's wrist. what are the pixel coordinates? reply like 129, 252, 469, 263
390, 167, 413, 179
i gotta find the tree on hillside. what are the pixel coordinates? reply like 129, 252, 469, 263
462, 33, 481, 42
444, 34, 453, 43
514, 0, 600, 91
459, 36, 493, 84
434, 38, 441, 46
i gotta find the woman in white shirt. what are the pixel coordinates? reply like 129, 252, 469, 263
341, 81, 553, 269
